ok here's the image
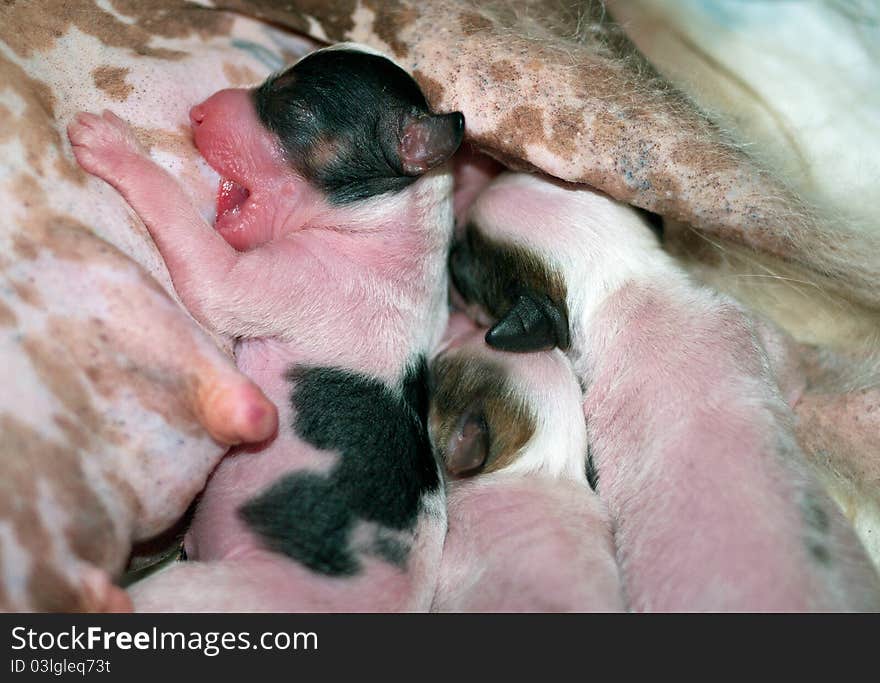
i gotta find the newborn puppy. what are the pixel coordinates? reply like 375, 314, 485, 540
450, 172, 880, 611
428, 313, 624, 612
68, 44, 463, 612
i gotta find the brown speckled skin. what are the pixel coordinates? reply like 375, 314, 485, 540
0, 1, 303, 611
1, 1, 877, 609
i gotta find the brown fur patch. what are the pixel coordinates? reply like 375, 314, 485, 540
22, 334, 103, 436
0, 103, 13, 145
0, 414, 121, 610
222, 62, 261, 87
10, 278, 44, 308
92, 65, 134, 102
131, 124, 195, 158
52, 413, 93, 453
45, 314, 203, 439
8, 175, 204, 438
548, 57, 752, 223
216, 0, 355, 41
0, 0, 231, 60
26, 563, 84, 613
412, 69, 446, 109
19, 212, 112, 264
0, 54, 83, 184
459, 10, 492, 36
450, 221, 568, 322
52, 413, 141, 523
0, 298, 18, 327
10, 174, 165, 281
101, 469, 143, 526
546, 106, 584, 162
11, 233, 39, 261
487, 59, 518, 83
7, 170, 219, 448
0, 558, 7, 607
429, 353, 536, 474
471, 104, 546, 163
524, 57, 547, 73
364, 0, 416, 58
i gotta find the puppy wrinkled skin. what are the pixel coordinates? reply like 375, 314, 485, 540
451, 172, 880, 610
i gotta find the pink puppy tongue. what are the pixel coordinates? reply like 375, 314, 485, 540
217, 178, 250, 222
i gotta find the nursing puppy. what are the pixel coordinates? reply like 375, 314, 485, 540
68, 45, 463, 611
428, 313, 624, 612
450, 172, 880, 611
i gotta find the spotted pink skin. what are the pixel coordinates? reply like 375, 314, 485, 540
133, 351, 442, 613
136, 364, 445, 612
184, 342, 337, 566
583, 282, 880, 611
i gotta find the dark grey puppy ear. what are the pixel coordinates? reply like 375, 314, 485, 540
398, 111, 464, 176
444, 411, 490, 476
485, 290, 570, 353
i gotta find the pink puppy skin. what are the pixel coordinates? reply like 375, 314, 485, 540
427, 317, 624, 611
435, 473, 624, 612
70, 44, 464, 612
449, 172, 880, 611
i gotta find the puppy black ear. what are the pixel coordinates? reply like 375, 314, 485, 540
444, 411, 490, 476
485, 290, 570, 353
398, 111, 464, 176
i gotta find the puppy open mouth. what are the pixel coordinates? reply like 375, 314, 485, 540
217, 177, 251, 224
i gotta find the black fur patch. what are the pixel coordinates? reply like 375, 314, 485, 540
638, 208, 665, 242
449, 223, 569, 342
585, 443, 599, 491
253, 48, 433, 204
239, 360, 440, 576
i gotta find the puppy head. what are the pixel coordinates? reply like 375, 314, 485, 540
190, 44, 464, 249
428, 321, 587, 482
450, 172, 667, 356
254, 44, 464, 204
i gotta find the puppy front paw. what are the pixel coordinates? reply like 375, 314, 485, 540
67, 110, 145, 182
